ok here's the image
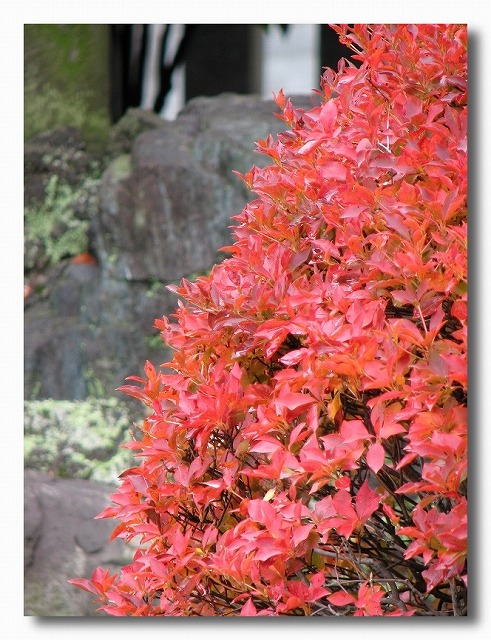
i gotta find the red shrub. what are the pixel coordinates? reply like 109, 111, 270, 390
70, 24, 467, 616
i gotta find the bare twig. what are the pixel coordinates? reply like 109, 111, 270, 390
450, 577, 463, 616
313, 546, 448, 615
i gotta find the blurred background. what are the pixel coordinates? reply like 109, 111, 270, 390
25, 24, 351, 144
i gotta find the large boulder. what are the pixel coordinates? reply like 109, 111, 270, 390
24, 93, 318, 402
94, 93, 299, 282
104, 107, 167, 158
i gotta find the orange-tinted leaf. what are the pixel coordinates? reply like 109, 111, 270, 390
328, 591, 356, 606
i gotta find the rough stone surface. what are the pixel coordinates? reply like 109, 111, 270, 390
94, 94, 293, 283
24, 126, 98, 207
105, 107, 167, 158
25, 93, 319, 402
96, 157, 239, 282
24, 258, 173, 400
24, 470, 134, 616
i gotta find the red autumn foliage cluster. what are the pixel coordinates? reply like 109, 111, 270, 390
70, 24, 467, 616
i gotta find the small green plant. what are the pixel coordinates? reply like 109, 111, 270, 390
144, 333, 164, 350
83, 367, 106, 399
145, 277, 165, 299
24, 174, 98, 272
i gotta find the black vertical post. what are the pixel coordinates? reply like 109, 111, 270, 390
319, 25, 355, 72
109, 25, 129, 122
185, 25, 254, 101
110, 25, 149, 123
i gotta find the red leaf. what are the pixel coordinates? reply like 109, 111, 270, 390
67, 578, 100, 596
319, 99, 338, 133
118, 384, 152, 405
292, 523, 314, 547
247, 499, 277, 529
366, 441, 385, 473
395, 452, 419, 470
340, 420, 370, 443
298, 138, 324, 155
240, 598, 258, 616
319, 161, 347, 181
275, 389, 316, 413
355, 480, 380, 521
328, 591, 355, 606
254, 539, 285, 562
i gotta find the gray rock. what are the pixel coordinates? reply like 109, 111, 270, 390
24, 92, 317, 402
24, 470, 134, 616
96, 160, 239, 282
95, 93, 289, 283
105, 107, 167, 158
24, 483, 43, 570
24, 259, 173, 401
24, 126, 98, 207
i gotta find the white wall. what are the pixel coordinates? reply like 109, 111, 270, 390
260, 24, 320, 99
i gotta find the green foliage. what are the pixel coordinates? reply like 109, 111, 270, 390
24, 174, 97, 272
145, 277, 165, 299
83, 368, 106, 399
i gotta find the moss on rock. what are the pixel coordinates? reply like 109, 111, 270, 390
24, 398, 137, 484
24, 24, 111, 151
24, 173, 101, 273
